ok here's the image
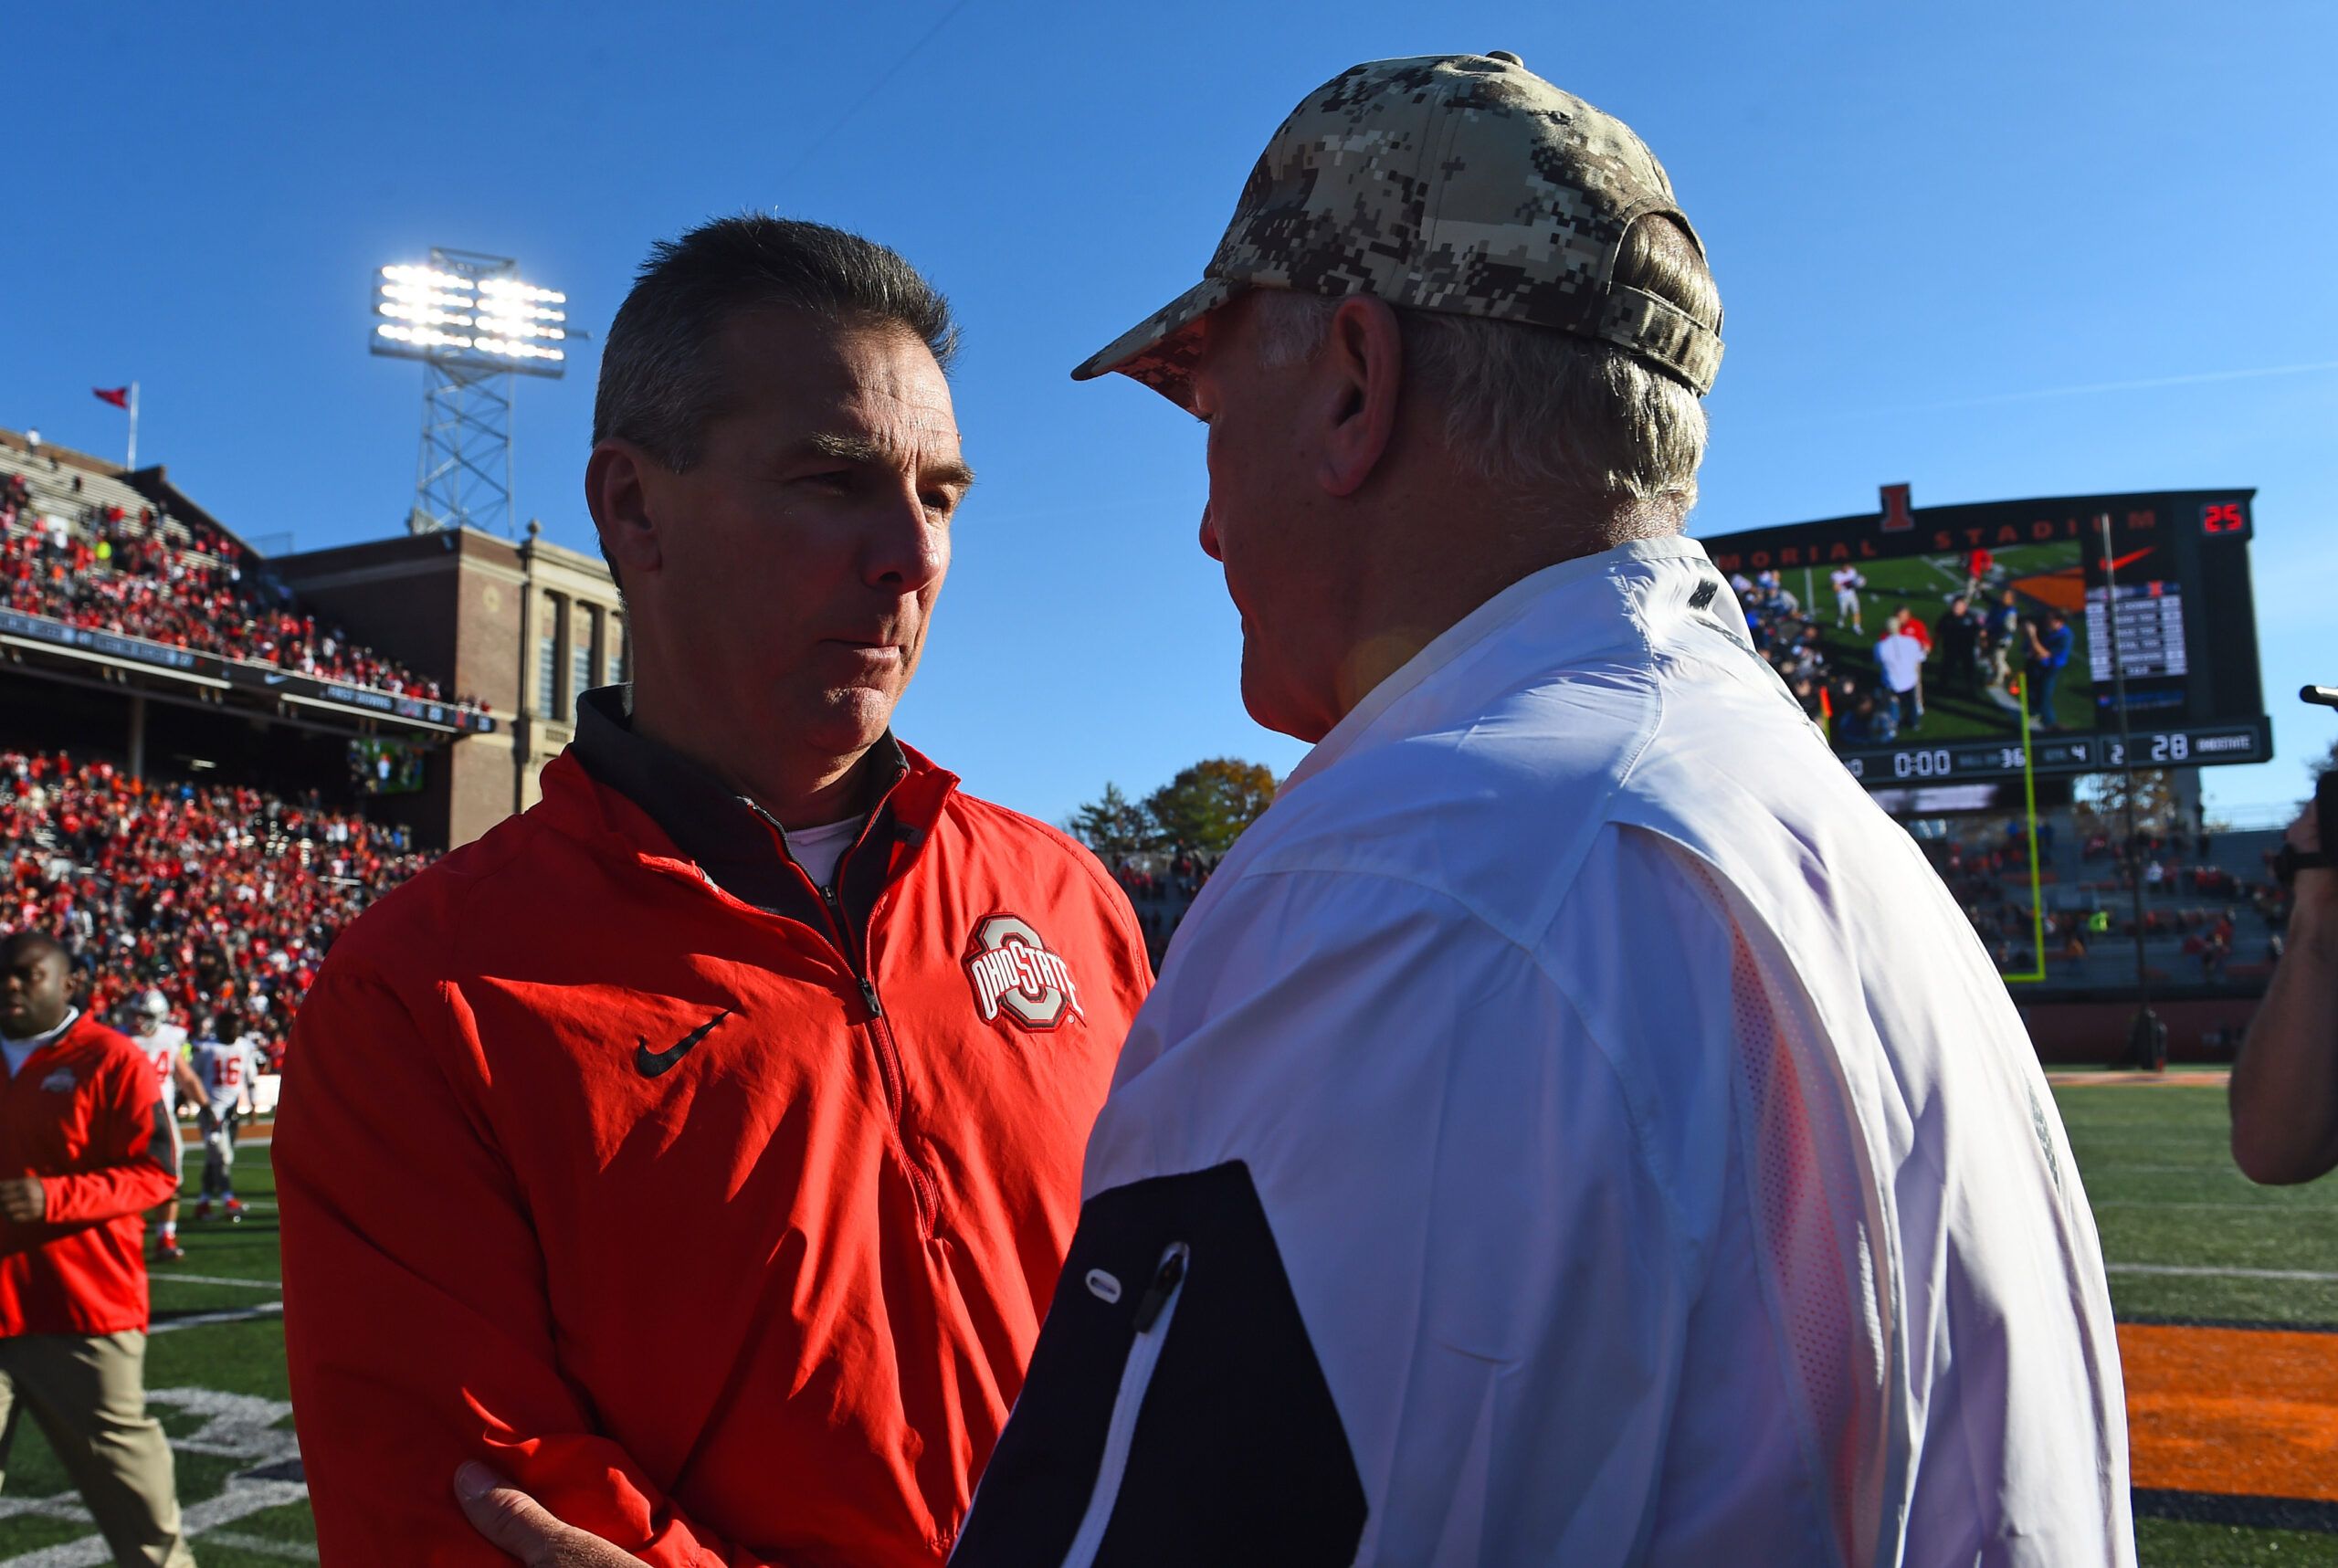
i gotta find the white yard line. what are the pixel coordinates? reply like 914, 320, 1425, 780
0, 1389, 304, 1566
149, 1274, 282, 1289
148, 1303, 282, 1334
2075, 1165, 2255, 1175
191, 1531, 316, 1563
180, 1201, 279, 1212
0, 1481, 311, 1567
1917, 554, 1967, 592
2091, 1201, 2338, 1212
2106, 1263, 2338, 1282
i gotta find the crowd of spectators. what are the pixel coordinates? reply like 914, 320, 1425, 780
1, 468, 476, 705
1107, 852, 1216, 906
1104, 852, 1220, 967
1732, 553, 2065, 747
1916, 816, 2289, 984
1, 750, 435, 1062
1732, 569, 1928, 743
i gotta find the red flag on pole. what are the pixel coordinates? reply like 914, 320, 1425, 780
92, 386, 130, 409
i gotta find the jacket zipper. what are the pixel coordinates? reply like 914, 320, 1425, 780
731, 791, 942, 1236
1058, 1243, 1190, 1568
818, 873, 939, 1237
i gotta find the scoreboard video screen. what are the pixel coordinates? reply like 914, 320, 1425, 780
1697, 489, 2270, 789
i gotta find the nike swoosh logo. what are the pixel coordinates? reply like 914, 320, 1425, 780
264, 674, 289, 686
636, 1009, 732, 1079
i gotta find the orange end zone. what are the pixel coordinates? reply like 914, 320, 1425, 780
2122, 1322, 2338, 1501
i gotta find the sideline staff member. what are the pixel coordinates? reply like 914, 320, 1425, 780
2230, 773, 2338, 1182
278, 218, 1150, 1566
0, 931, 191, 1568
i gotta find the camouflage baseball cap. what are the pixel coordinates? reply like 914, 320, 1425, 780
1073, 52, 1722, 405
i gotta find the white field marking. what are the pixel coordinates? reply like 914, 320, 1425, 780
180, 1205, 278, 1224
148, 1274, 283, 1289
2105, 1263, 2338, 1282
0, 1499, 89, 1524
2091, 1201, 2338, 1212
0, 1388, 304, 1567
148, 1302, 282, 1334
2077, 1165, 2255, 1175
196, 1531, 316, 1562
173, 1201, 279, 1214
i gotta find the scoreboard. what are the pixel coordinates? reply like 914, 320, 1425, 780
1698, 489, 2270, 789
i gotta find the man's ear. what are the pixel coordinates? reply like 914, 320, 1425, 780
585, 441, 665, 582
1316, 295, 1403, 500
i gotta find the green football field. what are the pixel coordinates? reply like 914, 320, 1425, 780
0, 1087, 2327, 1565
1787, 540, 2098, 740
0, 1132, 309, 1566
2059, 1078, 2338, 1568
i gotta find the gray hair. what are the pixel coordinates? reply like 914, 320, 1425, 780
1251, 215, 1719, 521
589, 216, 957, 590
594, 216, 958, 474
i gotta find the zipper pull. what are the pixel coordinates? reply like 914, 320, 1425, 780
1131, 1247, 1186, 1332
857, 976, 883, 1019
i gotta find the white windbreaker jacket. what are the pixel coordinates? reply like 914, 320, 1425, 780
954, 538, 2132, 1568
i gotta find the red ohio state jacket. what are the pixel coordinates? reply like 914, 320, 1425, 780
277, 710, 1150, 1568
0, 1012, 178, 1337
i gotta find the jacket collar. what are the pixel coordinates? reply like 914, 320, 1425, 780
564, 685, 950, 953
1282, 536, 1716, 797
1, 1005, 80, 1058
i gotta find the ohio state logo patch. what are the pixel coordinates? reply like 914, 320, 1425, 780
964, 913, 1084, 1031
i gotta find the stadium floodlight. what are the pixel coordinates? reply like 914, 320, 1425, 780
370, 261, 571, 374
368, 247, 588, 537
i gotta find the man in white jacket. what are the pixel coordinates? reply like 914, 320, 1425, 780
460, 51, 2133, 1568
949, 54, 2132, 1568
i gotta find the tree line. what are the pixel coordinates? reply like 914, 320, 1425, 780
1069, 759, 1277, 861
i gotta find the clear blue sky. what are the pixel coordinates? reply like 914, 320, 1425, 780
5, 1, 2332, 826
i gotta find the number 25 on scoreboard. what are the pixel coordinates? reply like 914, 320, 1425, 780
2201, 500, 2248, 536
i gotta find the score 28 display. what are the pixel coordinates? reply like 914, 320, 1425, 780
1698, 489, 2270, 787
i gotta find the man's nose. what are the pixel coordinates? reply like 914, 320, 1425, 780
862, 484, 948, 592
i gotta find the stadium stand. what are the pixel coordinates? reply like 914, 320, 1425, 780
1725, 553, 2291, 1018
0, 748, 430, 1054
1104, 853, 1219, 968
1, 443, 470, 703
1731, 569, 1840, 726
1915, 816, 2290, 1002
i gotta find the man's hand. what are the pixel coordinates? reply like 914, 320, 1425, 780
454, 1464, 645, 1567
2288, 793, 2335, 907
0, 1177, 47, 1224
2231, 790, 2338, 1184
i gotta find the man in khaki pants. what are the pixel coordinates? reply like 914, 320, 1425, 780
0, 931, 193, 1567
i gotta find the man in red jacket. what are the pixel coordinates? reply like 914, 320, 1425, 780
276, 216, 1152, 1567
0, 931, 190, 1567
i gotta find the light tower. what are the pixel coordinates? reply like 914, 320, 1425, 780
369, 248, 579, 536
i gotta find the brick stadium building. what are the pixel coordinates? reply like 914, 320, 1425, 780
0, 424, 629, 1046
1, 427, 620, 849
